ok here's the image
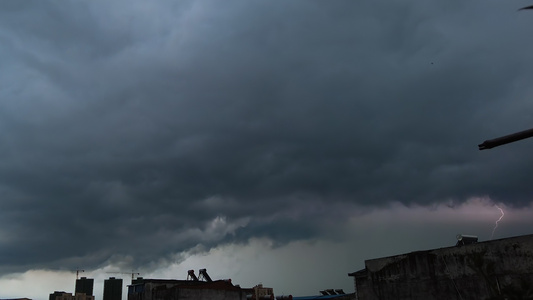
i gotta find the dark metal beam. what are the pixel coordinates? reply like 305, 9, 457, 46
478, 127, 533, 150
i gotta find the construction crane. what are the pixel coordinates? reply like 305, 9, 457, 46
105, 271, 141, 283
74, 268, 85, 280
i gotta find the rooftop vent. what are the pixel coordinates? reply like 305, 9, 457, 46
456, 234, 478, 246
326, 289, 337, 295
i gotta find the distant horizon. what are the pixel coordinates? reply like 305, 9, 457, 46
3, 200, 532, 299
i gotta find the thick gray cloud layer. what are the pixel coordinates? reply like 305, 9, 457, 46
1, 0, 533, 275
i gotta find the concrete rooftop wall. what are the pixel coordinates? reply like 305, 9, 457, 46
354, 234, 533, 300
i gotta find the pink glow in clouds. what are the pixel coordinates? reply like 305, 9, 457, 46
1, 197, 532, 300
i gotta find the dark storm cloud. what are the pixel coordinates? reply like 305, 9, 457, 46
1, 0, 533, 274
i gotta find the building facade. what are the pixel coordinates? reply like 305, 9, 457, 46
250, 284, 274, 300
103, 277, 123, 300
349, 234, 533, 300
50, 291, 72, 300
49, 291, 94, 300
75, 277, 94, 297
128, 278, 247, 300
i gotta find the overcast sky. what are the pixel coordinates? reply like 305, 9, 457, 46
2, 1, 533, 299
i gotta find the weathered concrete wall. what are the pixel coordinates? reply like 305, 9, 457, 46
354, 234, 533, 300
153, 287, 244, 300
128, 279, 245, 300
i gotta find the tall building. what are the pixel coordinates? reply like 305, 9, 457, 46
103, 277, 123, 300
75, 277, 94, 296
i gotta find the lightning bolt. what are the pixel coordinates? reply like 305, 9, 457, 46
491, 205, 504, 240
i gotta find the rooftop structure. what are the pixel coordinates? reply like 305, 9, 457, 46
292, 294, 354, 300
128, 277, 245, 300
349, 234, 533, 299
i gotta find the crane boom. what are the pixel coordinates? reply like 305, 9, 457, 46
75, 268, 85, 279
